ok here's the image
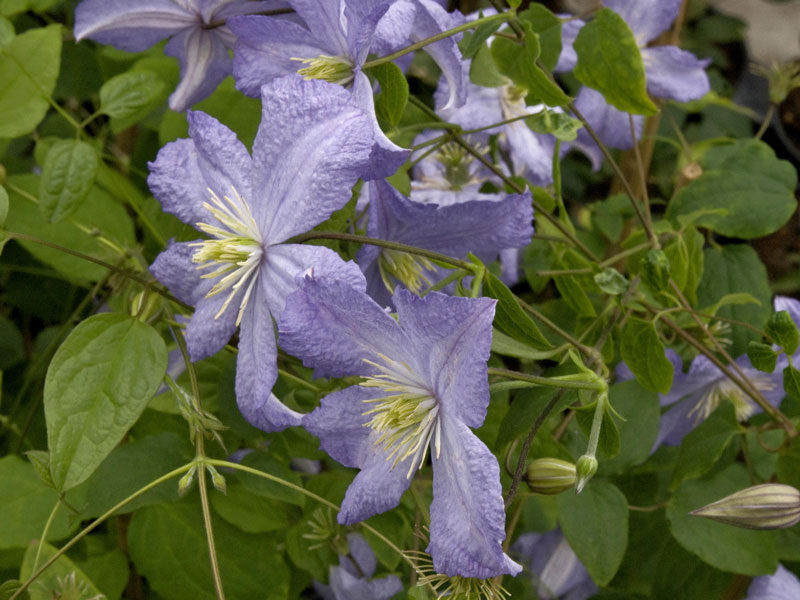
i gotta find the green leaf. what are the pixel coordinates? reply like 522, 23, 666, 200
593, 267, 628, 295
682, 226, 705, 305
20, 541, 103, 600
211, 480, 299, 533
667, 140, 797, 238
667, 464, 777, 575
490, 22, 570, 106
525, 108, 583, 141
5, 174, 135, 282
65, 432, 191, 518
671, 403, 740, 488
0, 16, 13, 46
784, 366, 800, 403
0, 314, 24, 370
776, 435, 800, 490
44, 314, 168, 491
620, 317, 673, 394
0, 580, 28, 600
38, 139, 98, 223
491, 328, 563, 361
469, 42, 508, 88
371, 62, 409, 129
99, 69, 166, 133
573, 8, 657, 115
496, 386, 577, 448
128, 500, 290, 600
0, 24, 61, 137
0, 184, 7, 227
0, 455, 74, 549
24, 450, 54, 489
640, 248, 670, 292
696, 245, 772, 357
459, 18, 504, 60
747, 341, 778, 373
552, 252, 597, 317
558, 481, 629, 586
483, 272, 552, 350
599, 380, 660, 475
236, 451, 306, 507
517, 4, 562, 71
767, 310, 799, 355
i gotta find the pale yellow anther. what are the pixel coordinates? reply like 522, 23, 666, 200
378, 249, 437, 295
292, 54, 355, 86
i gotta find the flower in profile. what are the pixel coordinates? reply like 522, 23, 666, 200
557, 0, 711, 164
315, 533, 403, 600
74, 0, 290, 111
280, 275, 521, 578
357, 179, 533, 306
229, 0, 467, 178
148, 76, 373, 431
747, 564, 800, 599
512, 528, 597, 600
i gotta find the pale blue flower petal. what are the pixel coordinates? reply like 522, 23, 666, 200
513, 529, 596, 600
505, 116, 556, 184
747, 564, 800, 600
554, 17, 584, 72
74, 0, 194, 51
147, 138, 213, 227
330, 567, 403, 600
149, 241, 206, 306
251, 76, 374, 242
165, 27, 232, 111
428, 415, 521, 577
289, 0, 350, 55
184, 286, 239, 362
604, 0, 682, 45
642, 46, 710, 102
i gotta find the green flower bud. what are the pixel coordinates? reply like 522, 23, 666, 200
690, 483, 800, 530
178, 465, 197, 496
206, 465, 227, 494
525, 458, 577, 495
575, 455, 598, 494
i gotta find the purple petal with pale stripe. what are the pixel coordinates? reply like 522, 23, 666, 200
513, 529, 596, 600
230, 16, 328, 97
642, 46, 711, 102
165, 28, 232, 111
251, 76, 374, 242
428, 416, 522, 577
74, 0, 194, 51
288, 0, 350, 55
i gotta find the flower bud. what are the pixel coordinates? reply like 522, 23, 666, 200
178, 465, 196, 496
690, 483, 800, 530
525, 458, 576, 495
206, 465, 227, 494
575, 455, 598, 494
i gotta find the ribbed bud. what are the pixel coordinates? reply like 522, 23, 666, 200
575, 455, 598, 494
525, 458, 577, 495
690, 483, 800, 530
207, 465, 227, 494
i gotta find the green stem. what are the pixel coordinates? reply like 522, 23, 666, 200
278, 368, 321, 392
488, 367, 606, 391
362, 12, 510, 70
584, 392, 607, 459
196, 436, 226, 600
755, 104, 775, 140
31, 498, 62, 572
11, 464, 193, 600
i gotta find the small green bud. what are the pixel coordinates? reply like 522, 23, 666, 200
525, 457, 577, 495
641, 248, 670, 292
178, 465, 197, 496
575, 455, 598, 494
690, 483, 800, 530
767, 310, 799, 355
206, 464, 227, 494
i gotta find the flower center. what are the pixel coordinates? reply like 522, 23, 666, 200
436, 141, 477, 191
360, 353, 441, 478
191, 186, 263, 326
689, 373, 777, 423
378, 249, 437, 295
292, 54, 355, 86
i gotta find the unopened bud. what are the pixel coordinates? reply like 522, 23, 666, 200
206, 465, 227, 494
690, 483, 800, 530
178, 465, 197, 495
575, 455, 598, 494
525, 458, 577, 495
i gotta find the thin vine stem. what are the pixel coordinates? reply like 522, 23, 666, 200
488, 367, 606, 391
31, 498, 62, 573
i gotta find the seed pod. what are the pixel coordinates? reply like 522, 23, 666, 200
690, 483, 800, 530
525, 458, 577, 495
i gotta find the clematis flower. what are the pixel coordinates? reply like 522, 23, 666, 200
229, 0, 466, 178
747, 564, 800, 600
280, 275, 522, 578
148, 76, 373, 431
512, 529, 597, 600
74, 0, 290, 111
314, 533, 402, 600
357, 179, 533, 306
557, 0, 710, 164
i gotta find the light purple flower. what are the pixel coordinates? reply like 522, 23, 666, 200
747, 564, 800, 600
280, 276, 522, 578
357, 179, 533, 306
148, 76, 373, 432
229, 0, 466, 178
513, 529, 597, 600
315, 533, 403, 600
74, 0, 288, 111
558, 0, 710, 163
